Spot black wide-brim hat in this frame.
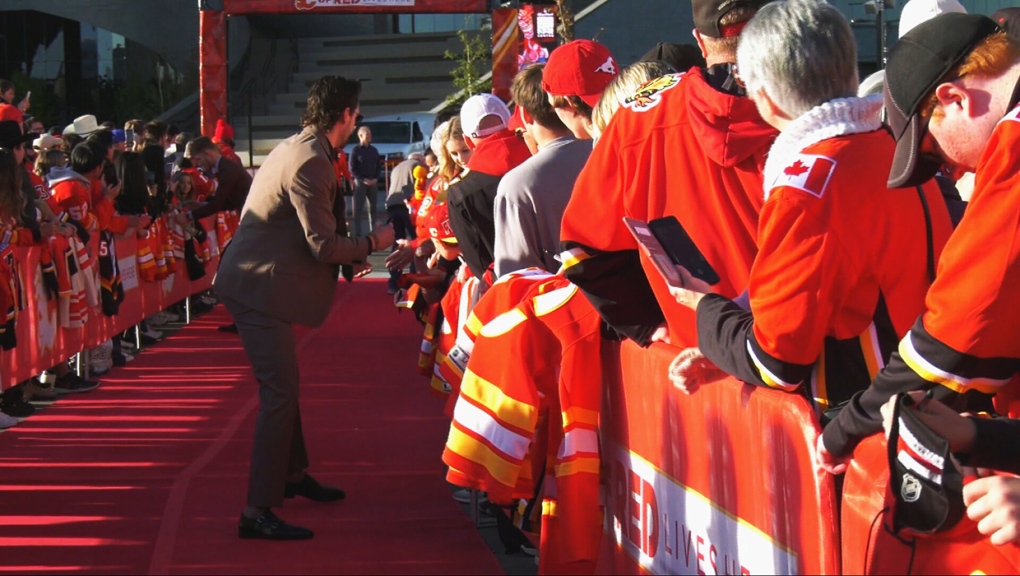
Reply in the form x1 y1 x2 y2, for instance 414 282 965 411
0 120 36 149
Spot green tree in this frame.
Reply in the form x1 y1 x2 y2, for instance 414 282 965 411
444 29 492 109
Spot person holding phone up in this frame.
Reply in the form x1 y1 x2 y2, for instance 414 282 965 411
0 79 27 124
667 1 952 416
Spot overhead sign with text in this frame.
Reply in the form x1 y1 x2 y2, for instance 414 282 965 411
223 0 488 14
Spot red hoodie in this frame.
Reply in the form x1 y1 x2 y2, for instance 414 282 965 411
560 67 777 345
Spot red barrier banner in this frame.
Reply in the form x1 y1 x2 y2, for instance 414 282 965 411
599 341 840 575
224 0 488 14
0 217 224 389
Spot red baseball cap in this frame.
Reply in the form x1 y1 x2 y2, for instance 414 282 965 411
542 39 619 108
424 202 457 244
508 104 527 132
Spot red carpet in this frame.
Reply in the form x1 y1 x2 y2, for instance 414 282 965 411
0 280 503 575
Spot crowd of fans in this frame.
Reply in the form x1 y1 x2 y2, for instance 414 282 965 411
376 0 1020 571
0 89 250 428
3 0 1020 567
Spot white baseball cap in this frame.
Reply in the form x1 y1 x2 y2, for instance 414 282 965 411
898 0 967 39
460 94 511 139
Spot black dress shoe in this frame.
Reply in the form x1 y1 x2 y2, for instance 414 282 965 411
217 323 238 333
238 509 313 540
284 474 345 502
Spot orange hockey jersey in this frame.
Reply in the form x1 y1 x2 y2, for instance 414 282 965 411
439 268 556 396
699 97 952 412
825 104 1020 457
443 277 603 574
560 67 777 346
431 272 476 404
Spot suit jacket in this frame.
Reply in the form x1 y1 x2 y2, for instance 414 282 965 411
191 154 253 220
214 126 372 327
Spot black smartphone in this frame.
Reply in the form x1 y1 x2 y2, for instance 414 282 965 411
647 216 721 286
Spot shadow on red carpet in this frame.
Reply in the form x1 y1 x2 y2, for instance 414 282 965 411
0 280 502 575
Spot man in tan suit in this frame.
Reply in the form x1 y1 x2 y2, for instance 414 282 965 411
215 76 395 540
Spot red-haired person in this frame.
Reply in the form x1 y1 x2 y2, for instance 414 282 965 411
820 14 1020 472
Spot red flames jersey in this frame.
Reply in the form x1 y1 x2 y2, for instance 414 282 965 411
700 130 951 410
560 68 777 346
824 106 1020 456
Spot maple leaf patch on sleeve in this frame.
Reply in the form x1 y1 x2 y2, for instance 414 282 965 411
770 154 837 198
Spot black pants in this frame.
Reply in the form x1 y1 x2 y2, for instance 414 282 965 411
387 204 414 290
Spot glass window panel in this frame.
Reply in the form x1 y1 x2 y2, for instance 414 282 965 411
398 14 412 33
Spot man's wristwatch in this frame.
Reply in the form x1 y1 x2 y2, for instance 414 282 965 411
365 234 376 254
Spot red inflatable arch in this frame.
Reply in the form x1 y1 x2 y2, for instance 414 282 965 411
198 0 490 138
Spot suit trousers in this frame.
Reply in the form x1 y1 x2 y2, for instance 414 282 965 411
352 180 378 237
222 295 309 508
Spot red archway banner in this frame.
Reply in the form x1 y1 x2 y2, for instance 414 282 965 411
224 0 488 14
199 10 228 142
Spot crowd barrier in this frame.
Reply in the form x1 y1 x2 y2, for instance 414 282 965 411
597 339 1020 575
598 339 841 575
0 216 224 389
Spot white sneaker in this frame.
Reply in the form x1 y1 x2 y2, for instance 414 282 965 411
0 412 17 429
162 311 181 323
199 295 217 306
143 328 163 340
89 342 113 375
148 311 168 326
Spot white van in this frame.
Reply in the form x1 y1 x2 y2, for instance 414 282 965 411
344 112 436 179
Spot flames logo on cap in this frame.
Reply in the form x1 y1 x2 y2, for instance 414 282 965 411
622 74 683 113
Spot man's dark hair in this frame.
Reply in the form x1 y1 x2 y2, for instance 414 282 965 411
187 136 219 156
301 76 361 132
167 124 180 139
0 79 13 96
511 64 567 131
124 119 144 133
144 120 168 143
86 128 114 153
61 133 83 155
175 131 193 149
434 108 457 130
71 142 104 175
100 121 115 130
23 116 40 133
